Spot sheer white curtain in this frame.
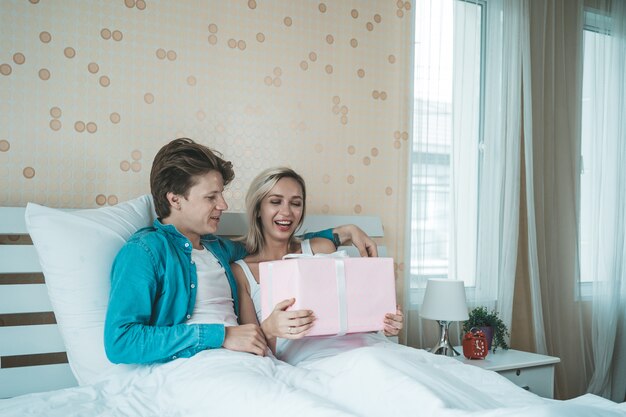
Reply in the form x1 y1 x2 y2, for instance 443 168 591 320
474 0 526 330
409 0 626 401
407 0 525 347
584 0 626 402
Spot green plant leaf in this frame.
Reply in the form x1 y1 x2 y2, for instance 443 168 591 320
463 306 510 351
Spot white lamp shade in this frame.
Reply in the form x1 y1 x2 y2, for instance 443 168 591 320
420 279 469 321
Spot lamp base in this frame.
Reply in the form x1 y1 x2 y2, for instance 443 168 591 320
428 320 461 357
429 341 461 356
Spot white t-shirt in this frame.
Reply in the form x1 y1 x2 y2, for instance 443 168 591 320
186 247 238 327
235 240 388 365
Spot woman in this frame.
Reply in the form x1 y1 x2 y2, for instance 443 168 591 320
229 168 562 417
231 167 404 364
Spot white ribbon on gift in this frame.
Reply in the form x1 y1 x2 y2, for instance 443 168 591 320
281 250 349 260
272 251 350 336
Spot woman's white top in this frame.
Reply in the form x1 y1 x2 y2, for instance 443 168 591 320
234 259 263 322
235 240 387 365
186 247 238 327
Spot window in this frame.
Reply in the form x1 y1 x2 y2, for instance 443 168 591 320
409 0 485 303
579 9 610 289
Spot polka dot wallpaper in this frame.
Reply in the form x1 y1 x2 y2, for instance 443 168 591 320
1 0 411 290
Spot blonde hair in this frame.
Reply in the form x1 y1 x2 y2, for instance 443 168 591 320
243 167 306 255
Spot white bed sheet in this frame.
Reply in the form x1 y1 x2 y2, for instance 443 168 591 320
1 346 624 417
291 343 626 417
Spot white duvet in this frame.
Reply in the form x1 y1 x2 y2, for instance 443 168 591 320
1 344 624 417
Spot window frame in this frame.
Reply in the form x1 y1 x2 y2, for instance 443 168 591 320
408 0 488 305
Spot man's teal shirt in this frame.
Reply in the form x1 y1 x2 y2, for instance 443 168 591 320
104 219 333 364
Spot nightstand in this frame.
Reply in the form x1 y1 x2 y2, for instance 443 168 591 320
454 348 560 398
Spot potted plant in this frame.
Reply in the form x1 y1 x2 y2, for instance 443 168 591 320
463 306 510 352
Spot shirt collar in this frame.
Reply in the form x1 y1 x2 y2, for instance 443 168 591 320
153 219 218 250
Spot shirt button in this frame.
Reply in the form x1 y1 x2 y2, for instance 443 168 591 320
191 260 195 265
184 243 189 248
186 314 191 319
190 283 196 289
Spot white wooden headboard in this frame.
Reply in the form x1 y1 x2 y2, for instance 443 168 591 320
0 205 386 398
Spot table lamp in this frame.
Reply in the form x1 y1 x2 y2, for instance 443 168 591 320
420 278 469 356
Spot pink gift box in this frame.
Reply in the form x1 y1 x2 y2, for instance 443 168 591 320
259 257 396 337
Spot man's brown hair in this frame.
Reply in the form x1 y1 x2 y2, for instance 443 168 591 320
150 138 234 218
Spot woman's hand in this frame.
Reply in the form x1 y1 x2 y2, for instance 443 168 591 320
261 298 316 339
383 306 404 337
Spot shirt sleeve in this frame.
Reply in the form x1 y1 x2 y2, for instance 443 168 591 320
219 231 333 260
220 237 248 263
299 228 334 244
103 241 225 364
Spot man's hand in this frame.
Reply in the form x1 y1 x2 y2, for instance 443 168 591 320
223 324 268 356
333 224 378 257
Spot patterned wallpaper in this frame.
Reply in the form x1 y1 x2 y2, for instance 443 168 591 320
1 0 412 283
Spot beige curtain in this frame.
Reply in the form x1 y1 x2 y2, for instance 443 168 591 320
525 0 592 399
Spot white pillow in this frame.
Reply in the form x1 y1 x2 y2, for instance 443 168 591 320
25 195 156 385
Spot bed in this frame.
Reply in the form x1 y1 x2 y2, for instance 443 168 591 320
0 196 624 417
